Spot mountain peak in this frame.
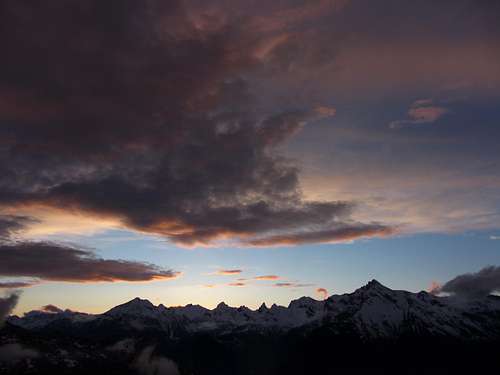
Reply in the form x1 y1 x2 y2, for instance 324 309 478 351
215 302 230 310
364 279 388 290
351 279 391 295
128 297 154 306
105 297 155 316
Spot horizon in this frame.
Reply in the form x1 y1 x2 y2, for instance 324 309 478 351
11 275 500 317
1 0 500 323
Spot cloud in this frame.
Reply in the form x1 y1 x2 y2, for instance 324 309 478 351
390 99 449 129
40 304 63 314
202 284 218 288
490 236 500 240
0 215 179 285
0 292 20 324
246 223 395 246
0 216 38 240
0 242 180 283
228 282 246 287
215 269 243 276
432 266 500 298
0 280 39 289
0 0 393 248
0 343 39 363
274 282 313 288
274 283 294 287
134 346 180 375
316 288 328 300
428 281 441 294
254 275 280 280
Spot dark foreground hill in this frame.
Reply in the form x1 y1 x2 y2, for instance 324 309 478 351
2 280 500 374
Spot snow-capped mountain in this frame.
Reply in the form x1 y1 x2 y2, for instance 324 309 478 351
7 280 500 339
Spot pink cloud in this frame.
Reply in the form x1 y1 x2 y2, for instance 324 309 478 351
254 275 280 280
215 269 243 276
390 99 449 129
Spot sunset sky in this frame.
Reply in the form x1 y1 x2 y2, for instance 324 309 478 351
1 0 500 315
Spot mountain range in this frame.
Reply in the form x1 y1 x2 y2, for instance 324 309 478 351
2 280 500 374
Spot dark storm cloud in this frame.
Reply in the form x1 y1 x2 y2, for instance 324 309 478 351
0 242 180 283
0 0 396 247
433 266 500 298
0 292 20 324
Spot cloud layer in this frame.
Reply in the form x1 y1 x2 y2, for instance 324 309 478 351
0 242 179 283
0 0 393 248
433 266 500 298
0 215 179 284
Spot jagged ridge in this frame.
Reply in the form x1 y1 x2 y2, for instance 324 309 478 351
8 280 500 339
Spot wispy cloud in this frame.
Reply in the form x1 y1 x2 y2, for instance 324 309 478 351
0 280 39 289
390 99 449 129
254 275 280 280
490 236 500 240
214 269 243 276
274 282 313 288
228 282 246 287
202 284 218 289
246 224 394 247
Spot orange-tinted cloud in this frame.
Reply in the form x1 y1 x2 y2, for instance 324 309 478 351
0 242 180 283
316 288 328 300
228 282 246 287
0 215 180 284
202 284 218 289
215 269 243 276
428 281 441 295
254 275 280 280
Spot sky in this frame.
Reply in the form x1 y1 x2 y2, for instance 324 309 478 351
0 0 500 315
